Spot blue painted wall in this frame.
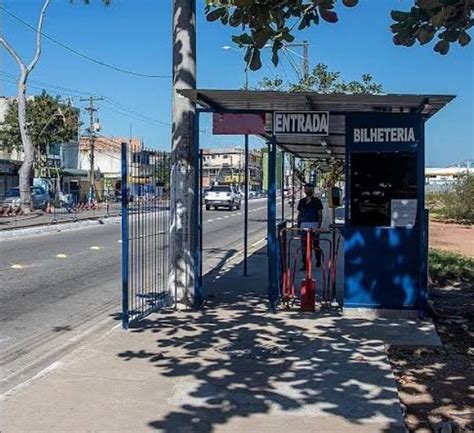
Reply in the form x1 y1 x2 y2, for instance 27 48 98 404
344 113 426 310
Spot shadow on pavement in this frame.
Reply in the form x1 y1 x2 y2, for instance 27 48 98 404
115 246 439 433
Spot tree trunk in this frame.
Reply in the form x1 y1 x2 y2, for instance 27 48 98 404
170 0 197 306
17 71 33 214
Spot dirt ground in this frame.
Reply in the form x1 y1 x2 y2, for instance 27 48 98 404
387 221 474 432
429 221 474 257
388 281 474 433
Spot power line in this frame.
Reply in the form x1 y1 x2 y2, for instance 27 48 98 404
0 5 171 79
1 72 171 127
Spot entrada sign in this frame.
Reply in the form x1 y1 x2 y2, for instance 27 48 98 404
273 111 329 136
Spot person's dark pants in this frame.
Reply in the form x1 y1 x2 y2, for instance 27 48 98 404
301 231 321 268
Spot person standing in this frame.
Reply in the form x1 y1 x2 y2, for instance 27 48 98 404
297 183 324 271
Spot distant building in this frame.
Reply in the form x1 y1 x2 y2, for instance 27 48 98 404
79 136 142 178
0 96 80 196
425 164 473 189
201 147 262 189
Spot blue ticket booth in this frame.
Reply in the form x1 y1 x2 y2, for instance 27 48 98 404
177 89 454 314
344 113 428 311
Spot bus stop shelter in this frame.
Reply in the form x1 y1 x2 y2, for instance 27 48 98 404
179 89 454 314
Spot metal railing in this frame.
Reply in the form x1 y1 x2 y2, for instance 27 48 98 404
121 143 172 328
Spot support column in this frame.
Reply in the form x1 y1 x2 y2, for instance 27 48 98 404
171 0 197 307
267 138 278 311
244 134 249 276
281 151 285 221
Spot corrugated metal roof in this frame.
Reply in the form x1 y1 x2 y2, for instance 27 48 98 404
178 89 455 159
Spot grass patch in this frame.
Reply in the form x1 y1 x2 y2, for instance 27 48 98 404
429 248 474 285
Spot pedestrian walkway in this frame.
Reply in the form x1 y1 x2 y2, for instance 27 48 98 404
1 247 440 433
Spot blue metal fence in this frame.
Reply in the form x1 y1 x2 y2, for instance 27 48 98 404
121 143 172 328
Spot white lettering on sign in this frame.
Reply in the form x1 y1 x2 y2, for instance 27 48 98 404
273 111 329 136
353 127 416 143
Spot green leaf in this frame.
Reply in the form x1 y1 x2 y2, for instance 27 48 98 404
249 48 262 71
417 27 436 44
458 31 471 46
206 7 225 22
342 0 359 7
253 27 273 48
441 29 461 42
434 39 450 54
391 10 411 22
319 9 338 24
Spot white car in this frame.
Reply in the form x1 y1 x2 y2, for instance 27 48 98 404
205 185 241 211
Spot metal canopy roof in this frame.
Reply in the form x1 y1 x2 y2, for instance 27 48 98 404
179 89 455 161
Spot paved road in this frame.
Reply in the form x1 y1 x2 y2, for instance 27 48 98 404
0 198 286 393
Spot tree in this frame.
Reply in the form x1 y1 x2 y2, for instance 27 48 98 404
0 0 51 213
0 92 80 174
256 63 383 93
0 0 109 213
205 0 473 70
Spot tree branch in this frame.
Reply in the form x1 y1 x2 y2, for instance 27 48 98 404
26 0 52 73
0 36 26 71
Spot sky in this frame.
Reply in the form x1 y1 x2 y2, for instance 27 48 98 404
1 0 473 167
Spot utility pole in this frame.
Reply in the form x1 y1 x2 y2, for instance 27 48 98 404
285 41 309 80
302 40 309 79
80 96 103 203
171 0 197 307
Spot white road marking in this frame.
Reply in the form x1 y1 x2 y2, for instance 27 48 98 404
90 246 101 250
216 217 222 221
206 219 214 223
56 253 68 259
11 264 24 269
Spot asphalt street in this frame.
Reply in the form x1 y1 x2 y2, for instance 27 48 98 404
0 198 285 393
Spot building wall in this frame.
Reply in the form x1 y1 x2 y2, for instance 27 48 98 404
202 147 263 189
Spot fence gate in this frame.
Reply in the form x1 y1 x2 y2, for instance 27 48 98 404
121 143 172 328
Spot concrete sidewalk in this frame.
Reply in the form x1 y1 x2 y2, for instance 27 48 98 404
1 248 440 433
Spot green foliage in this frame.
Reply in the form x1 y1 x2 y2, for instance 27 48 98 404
205 0 472 70
391 0 472 55
0 91 79 155
256 62 383 94
439 173 474 223
429 248 474 285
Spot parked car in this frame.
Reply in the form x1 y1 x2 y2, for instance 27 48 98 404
1 186 49 210
204 185 241 211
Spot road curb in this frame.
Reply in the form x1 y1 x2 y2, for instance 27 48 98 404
0 216 121 241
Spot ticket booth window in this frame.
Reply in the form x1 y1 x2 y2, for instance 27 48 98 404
350 152 417 226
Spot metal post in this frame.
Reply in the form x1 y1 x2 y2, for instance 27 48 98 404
199 148 203 289
303 40 309 79
281 151 285 221
194 110 202 310
244 134 249 276
291 156 296 227
267 137 278 311
120 142 129 329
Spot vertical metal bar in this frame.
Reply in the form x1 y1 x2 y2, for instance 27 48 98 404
291 156 296 227
281 151 285 221
418 117 428 313
121 142 129 329
267 136 278 312
193 110 202 310
244 134 249 276
199 148 203 288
